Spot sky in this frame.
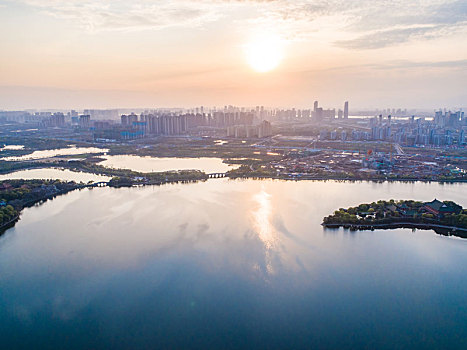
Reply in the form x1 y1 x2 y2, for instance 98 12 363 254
0 0 466 110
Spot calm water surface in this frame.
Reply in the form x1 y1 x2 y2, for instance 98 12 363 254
0 168 111 182
100 155 239 173
0 179 466 349
4 147 107 161
0 145 25 151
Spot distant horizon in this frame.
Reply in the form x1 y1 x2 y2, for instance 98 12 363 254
0 103 464 114
0 84 465 112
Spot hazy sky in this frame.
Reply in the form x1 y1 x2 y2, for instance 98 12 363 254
0 0 466 110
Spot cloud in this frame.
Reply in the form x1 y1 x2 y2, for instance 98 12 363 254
372 59 467 70
248 0 467 48
15 0 467 48
18 0 235 32
15 0 278 32
248 0 463 51
336 25 445 49
332 0 467 48
296 59 467 76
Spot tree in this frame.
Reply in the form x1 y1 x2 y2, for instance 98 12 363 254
358 204 369 212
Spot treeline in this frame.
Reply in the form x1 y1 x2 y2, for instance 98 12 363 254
0 158 210 188
323 199 467 229
0 205 17 226
0 179 81 229
108 170 208 187
0 179 79 207
227 165 276 178
0 160 50 174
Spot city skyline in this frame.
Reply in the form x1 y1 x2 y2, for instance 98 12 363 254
0 0 466 109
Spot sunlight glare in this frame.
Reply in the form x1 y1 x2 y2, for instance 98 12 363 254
252 188 279 275
245 34 284 73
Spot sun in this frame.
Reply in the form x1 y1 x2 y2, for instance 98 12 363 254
245 34 284 73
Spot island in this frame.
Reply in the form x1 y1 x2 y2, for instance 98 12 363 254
322 199 467 238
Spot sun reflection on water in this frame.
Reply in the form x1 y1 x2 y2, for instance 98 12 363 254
252 187 279 274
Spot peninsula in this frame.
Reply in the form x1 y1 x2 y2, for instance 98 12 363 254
0 169 212 233
0 179 83 233
323 199 467 238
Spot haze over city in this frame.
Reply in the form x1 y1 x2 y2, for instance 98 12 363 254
1 0 466 109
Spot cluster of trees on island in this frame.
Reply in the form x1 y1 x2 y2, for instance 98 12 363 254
0 158 210 187
226 163 467 182
323 199 467 230
226 164 276 178
108 169 208 187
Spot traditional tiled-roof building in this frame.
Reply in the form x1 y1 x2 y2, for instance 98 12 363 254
423 199 456 217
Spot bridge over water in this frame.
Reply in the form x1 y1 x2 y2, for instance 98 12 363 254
88 181 109 187
207 173 227 178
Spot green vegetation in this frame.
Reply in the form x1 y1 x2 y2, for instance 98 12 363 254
226 165 277 178
0 158 208 185
0 179 81 230
108 170 208 187
323 199 467 232
314 141 395 153
0 169 209 231
0 160 50 173
0 205 18 226
62 160 209 186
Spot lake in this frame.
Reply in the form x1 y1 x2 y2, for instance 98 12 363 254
0 179 466 349
0 145 25 151
100 155 239 173
0 168 111 182
3 147 107 161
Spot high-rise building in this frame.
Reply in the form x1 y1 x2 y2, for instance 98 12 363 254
344 101 349 119
50 112 65 127
79 115 91 128
258 120 272 138
121 113 138 126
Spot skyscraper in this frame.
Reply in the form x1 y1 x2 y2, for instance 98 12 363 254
344 101 349 119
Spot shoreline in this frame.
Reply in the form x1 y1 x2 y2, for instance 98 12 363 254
322 222 467 238
227 174 467 183
0 183 91 234
0 215 20 233
0 177 209 234
2 164 467 184
2 177 467 238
